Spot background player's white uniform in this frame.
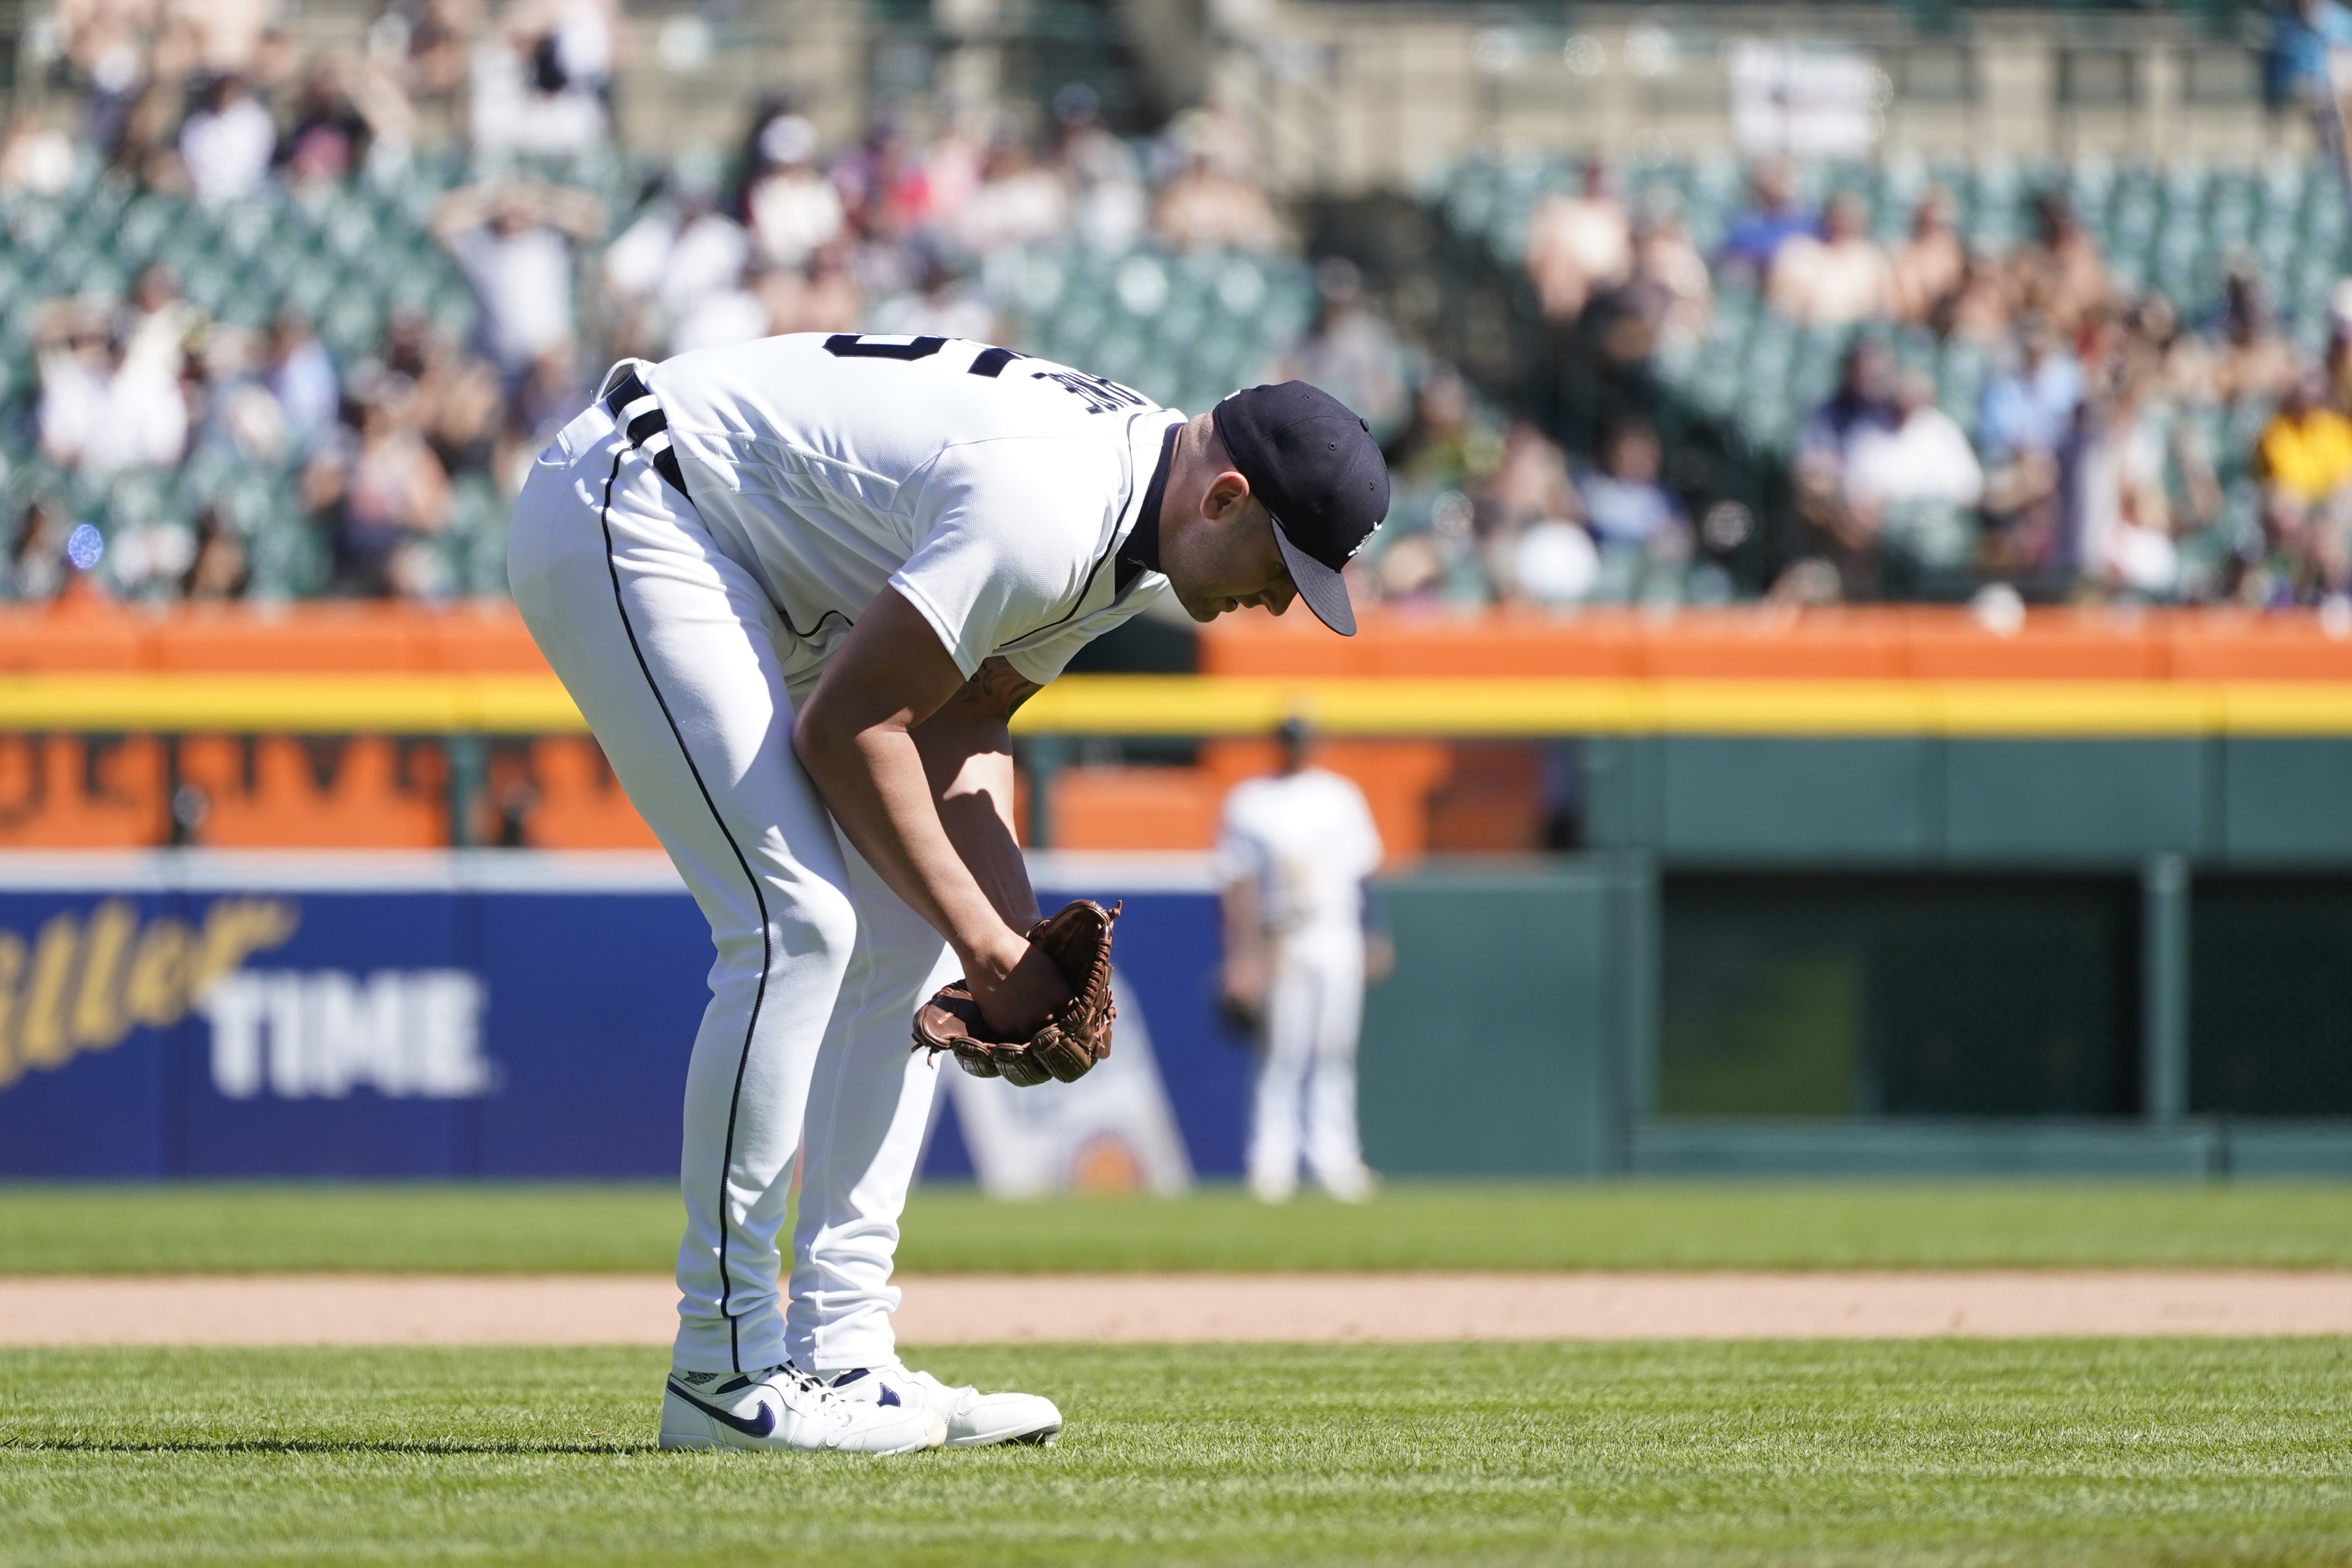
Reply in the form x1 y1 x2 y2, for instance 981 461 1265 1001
1216 768 1384 1202
507 333 1174 1375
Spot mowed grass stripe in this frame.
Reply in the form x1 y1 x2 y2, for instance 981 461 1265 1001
7 1181 2352 1275
2 1342 2347 1567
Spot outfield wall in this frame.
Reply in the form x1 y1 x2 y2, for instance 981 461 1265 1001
0 850 2344 1183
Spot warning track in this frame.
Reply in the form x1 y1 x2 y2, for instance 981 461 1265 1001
4 1271 2350 1345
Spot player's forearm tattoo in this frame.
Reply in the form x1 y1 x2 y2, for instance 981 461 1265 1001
953 657 1042 720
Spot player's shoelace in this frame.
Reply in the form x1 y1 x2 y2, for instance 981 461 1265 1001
781 1362 872 1425
699 1363 858 1423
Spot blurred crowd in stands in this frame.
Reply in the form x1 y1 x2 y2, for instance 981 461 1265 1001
7 0 2351 617
0 0 1294 606
5 0 630 601
1451 151 2352 611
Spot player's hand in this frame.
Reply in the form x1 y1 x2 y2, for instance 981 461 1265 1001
964 926 1074 1038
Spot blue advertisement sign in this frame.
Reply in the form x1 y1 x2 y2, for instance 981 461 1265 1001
0 852 1240 1181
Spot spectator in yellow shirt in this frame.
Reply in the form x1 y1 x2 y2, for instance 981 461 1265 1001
2257 372 2352 503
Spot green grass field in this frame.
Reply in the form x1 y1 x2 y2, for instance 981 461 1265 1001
5 1180 2352 1274
4 1341 2346 1566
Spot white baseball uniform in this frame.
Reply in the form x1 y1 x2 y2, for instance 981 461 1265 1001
1216 767 1384 1202
507 332 1177 1374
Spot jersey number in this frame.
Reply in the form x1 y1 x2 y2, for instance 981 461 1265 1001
821 334 1138 411
822 334 1025 378
824 333 947 361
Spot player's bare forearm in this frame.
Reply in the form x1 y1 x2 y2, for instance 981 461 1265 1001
795 592 1009 955
794 592 1068 1031
915 659 1041 930
1220 879 1269 1002
1221 879 1264 958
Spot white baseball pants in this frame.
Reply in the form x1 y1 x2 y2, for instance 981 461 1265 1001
1247 930 1372 1201
508 400 954 1375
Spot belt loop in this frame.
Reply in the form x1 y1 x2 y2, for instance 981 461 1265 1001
597 363 691 505
597 358 640 405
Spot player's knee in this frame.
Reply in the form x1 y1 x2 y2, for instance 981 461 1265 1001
779 874 859 976
706 874 855 992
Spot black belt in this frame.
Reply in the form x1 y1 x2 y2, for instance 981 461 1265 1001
603 368 690 500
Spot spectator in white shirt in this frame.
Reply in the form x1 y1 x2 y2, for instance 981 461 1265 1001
602 161 753 357
1524 159 1633 324
955 137 1070 259
744 114 845 270
37 306 189 475
1054 84 1147 253
432 179 606 388
1768 190 1892 326
470 0 618 158
0 117 76 197
1840 368 1986 584
179 74 276 203
1845 368 1985 512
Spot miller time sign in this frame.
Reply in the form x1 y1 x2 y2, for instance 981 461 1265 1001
0 897 491 1101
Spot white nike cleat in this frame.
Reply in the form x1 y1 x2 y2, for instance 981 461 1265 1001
660 1363 946 1454
826 1363 1063 1448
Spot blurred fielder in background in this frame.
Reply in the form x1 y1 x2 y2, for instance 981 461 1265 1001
1218 715 1390 1204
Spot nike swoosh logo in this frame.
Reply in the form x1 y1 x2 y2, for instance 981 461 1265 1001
668 1379 776 1439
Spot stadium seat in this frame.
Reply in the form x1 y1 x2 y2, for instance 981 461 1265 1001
177 733 447 848
0 734 168 848
516 736 660 849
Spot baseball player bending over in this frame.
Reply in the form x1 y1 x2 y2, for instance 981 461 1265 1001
508 334 1388 1454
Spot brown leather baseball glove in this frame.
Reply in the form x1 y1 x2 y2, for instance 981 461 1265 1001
911 900 1120 1086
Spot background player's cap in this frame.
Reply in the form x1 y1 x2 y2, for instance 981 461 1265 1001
1212 382 1390 636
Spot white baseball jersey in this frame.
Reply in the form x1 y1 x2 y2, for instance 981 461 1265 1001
1216 768 1384 941
643 332 1181 693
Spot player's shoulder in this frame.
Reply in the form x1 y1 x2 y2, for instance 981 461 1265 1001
1223 773 1283 816
940 351 1172 459
1231 768 1353 818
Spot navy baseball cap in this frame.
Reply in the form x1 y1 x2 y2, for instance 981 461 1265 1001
1212 382 1390 636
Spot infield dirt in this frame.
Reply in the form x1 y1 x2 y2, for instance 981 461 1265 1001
6 1269 2351 1345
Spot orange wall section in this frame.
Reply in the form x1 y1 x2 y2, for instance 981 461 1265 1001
0 600 2344 683
0 601 552 677
1048 766 1223 852
0 736 169 847
178 736 448 848
517 738 662 850
1199 604 2352 683
1049 740 1524 864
